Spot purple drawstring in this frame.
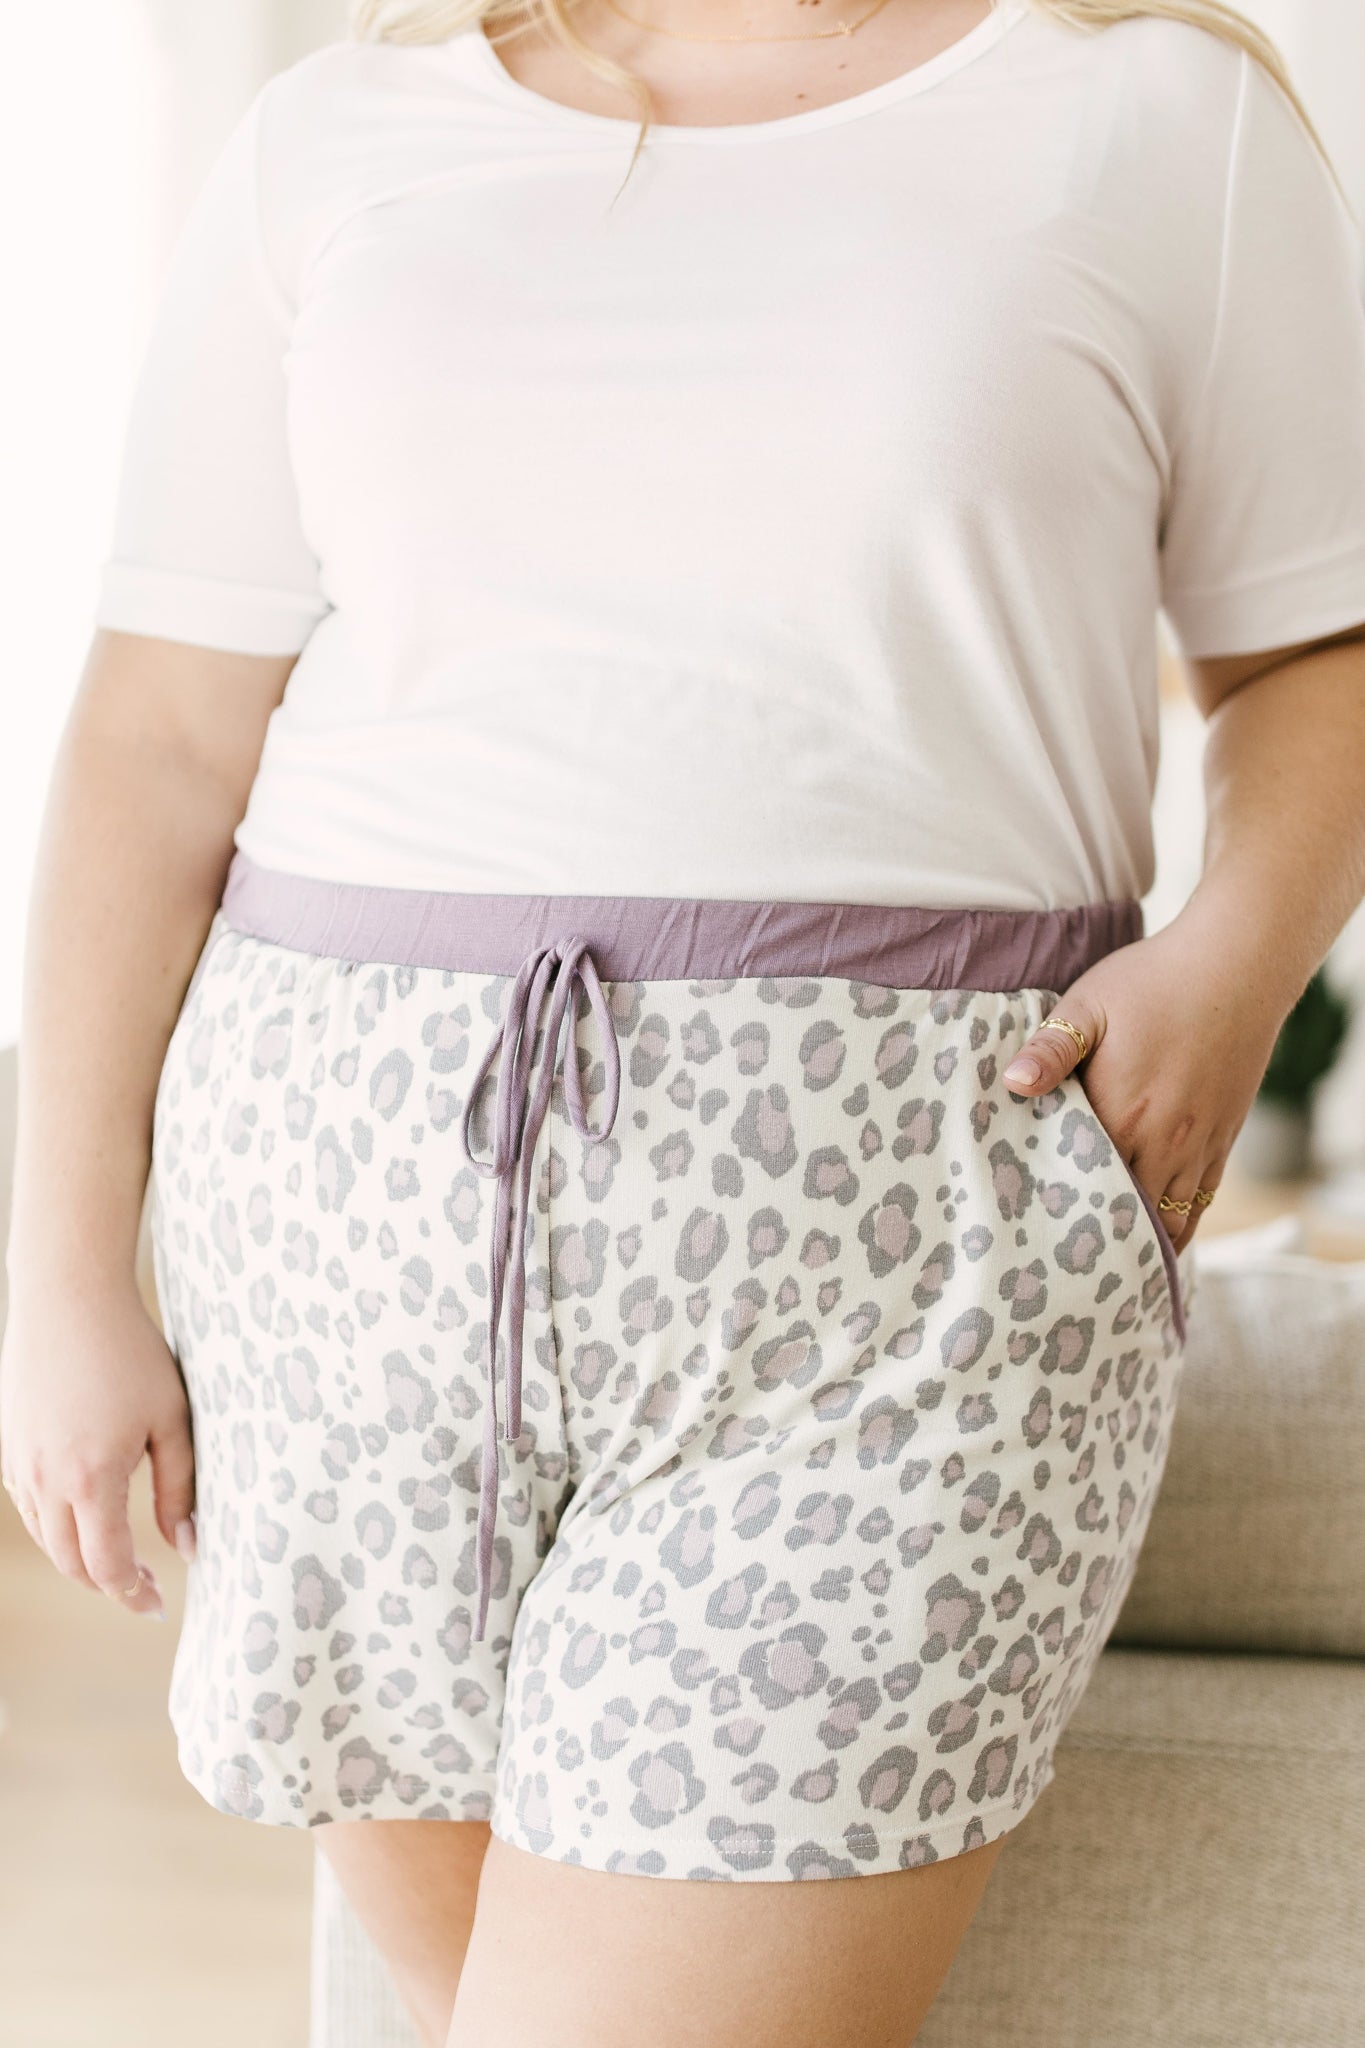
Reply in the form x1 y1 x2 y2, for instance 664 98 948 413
458 939 622 1642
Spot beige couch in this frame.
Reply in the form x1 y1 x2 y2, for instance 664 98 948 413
309 1218 1365 2048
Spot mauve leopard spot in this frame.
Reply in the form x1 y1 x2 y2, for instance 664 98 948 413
241 1612 280 1675
1040 1314 1095 1376
675 1206 729 1283
245 1692 300 1744
1055 1214 1106 1277
681 1011 723 1064
999 1259 1048 1320
336 1736 392 1809
752 1322 822 1392
630 1015 671 1087
250 1009 292 1080
988 1138 1035 1221
918 1767 957 1820
731 1021 770 1073
369 1047 415 1120
855 1395 917 1468
818 1678 881 1751
874 1021 918 1090
649 1129 694 1181
422 1007 470 1074
940 1307 994 1373
382 1352 437 1433
803 1146 860 1207
213 1756 265 1819
274 1346 324 1423
792 1762 839 1804
629 1742 705 1829
967 1735 1018 1804
738 1623 829 1710
746 1205 788 1269
799 1020 847 1092
892 1097 944 1159
355 1502 397 1560
922 1573 986 1660
292 1556 347 1631
859 1744 918 1814
550 1218 610 1299
731 1086 798 1178
858 1184 920 1276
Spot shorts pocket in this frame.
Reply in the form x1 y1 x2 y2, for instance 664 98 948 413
1069 1073 1188 1346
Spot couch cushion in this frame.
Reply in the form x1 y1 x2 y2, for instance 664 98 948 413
1111 1223 1365 1656
919 1646 1365 2048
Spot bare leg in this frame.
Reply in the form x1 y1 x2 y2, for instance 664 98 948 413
445 1827 1010 2048
316 1819 493 2048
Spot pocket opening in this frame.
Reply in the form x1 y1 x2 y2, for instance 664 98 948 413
1069 1076 1187 1346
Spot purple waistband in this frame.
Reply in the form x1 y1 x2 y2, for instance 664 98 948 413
220 849 1141 989
217 849 1144 1645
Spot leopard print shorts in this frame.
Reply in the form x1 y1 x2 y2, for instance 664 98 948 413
148 864 1192 1879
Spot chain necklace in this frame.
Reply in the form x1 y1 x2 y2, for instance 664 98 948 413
598 0 900 42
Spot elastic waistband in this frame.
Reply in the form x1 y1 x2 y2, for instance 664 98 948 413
220 850 1142 991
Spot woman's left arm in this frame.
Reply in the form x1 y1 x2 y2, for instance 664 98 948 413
1000 620 1365 1251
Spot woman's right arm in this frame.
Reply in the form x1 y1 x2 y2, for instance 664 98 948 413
0 626 293 1617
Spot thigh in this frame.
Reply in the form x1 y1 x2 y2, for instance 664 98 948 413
448 1828 1008 2048
318 1818 492 2048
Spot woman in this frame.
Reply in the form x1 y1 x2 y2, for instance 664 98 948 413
4 0 1365 2039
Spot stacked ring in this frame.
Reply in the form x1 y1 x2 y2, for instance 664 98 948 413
1038 1016 1089 1060
1158 1189 1217 1215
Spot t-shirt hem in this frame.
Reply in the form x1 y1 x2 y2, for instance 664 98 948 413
1161 541 1365 658
93 561 328 657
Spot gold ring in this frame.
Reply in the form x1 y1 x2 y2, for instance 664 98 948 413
1157 1194 1194 1216
122 1567 145 1599
1193 1187 1216 1206
1039 1016 1089 1061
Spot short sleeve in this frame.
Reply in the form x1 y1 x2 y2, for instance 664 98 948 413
1158 51 1365 660
92 79 331 655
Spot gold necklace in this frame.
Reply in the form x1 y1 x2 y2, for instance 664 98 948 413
598 0 899 42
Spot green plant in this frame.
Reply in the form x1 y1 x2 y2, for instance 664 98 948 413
1258 968 1351 1110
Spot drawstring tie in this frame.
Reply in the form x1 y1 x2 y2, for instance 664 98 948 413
458 939 621 1642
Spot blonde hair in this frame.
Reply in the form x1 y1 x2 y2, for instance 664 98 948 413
349 0 1343 203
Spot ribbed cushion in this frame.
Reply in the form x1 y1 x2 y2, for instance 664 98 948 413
1111 1234 1365 1657
920 1648 1365 2048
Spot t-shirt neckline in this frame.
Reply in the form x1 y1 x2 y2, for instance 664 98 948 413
454 0 1028 142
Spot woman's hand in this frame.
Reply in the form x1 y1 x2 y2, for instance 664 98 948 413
1000 916 1292 1255
0 1279 196 1620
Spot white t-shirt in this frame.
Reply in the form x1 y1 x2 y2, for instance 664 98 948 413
93 1 1365 910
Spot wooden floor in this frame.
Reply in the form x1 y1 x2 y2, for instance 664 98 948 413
2 1172 1362 2048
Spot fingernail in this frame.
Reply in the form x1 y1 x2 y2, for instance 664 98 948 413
1003 1057 1041 1086
145 1605 168 1622
174 1518 197 1562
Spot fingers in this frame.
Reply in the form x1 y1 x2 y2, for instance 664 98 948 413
4 1463 168 1618
70 1473 167 1619
35 1497 101 1592
148 1421 197 1564
1002 999 1105 1094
